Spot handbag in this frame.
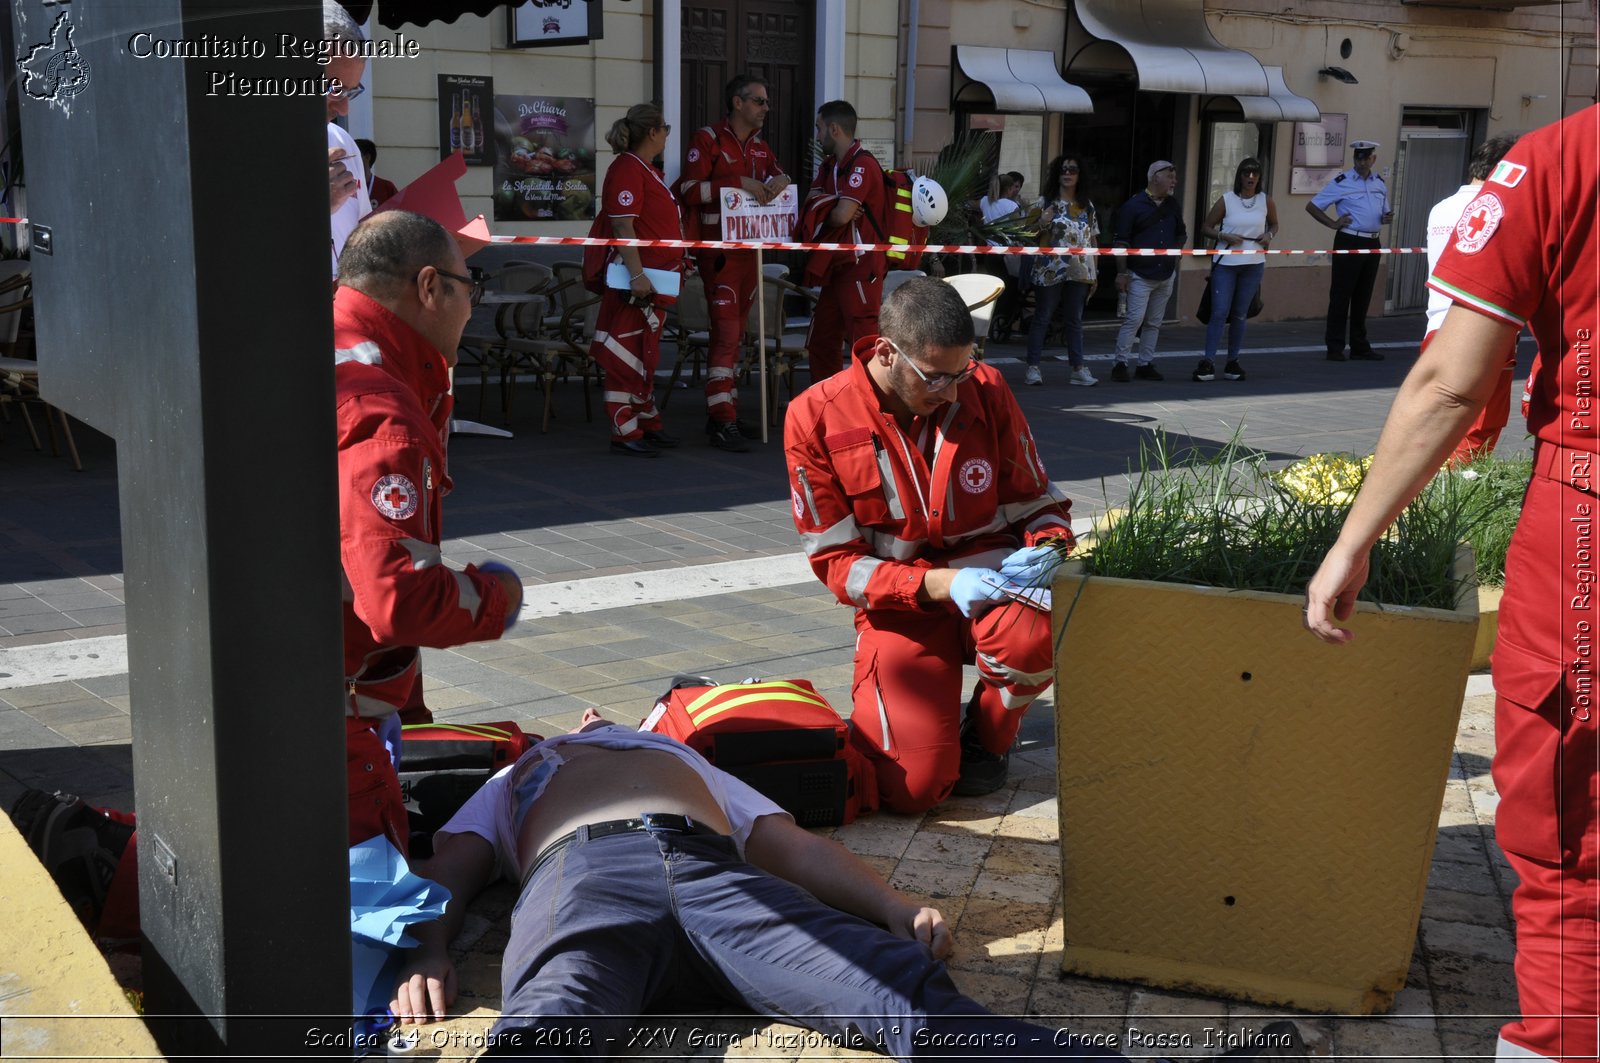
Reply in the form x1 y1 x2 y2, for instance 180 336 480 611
1196 266 1264 325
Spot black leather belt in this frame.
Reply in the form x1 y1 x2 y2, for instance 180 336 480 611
521 813 717 887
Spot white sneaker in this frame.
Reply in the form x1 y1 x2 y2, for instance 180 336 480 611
1069 367 1098 387
1023 365 1043 386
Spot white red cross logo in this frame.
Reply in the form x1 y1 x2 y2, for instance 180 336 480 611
958 457 994 494
1453 192 1503 255
371 473 419 520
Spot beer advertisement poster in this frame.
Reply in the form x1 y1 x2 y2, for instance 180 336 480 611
438 74 494 168
491 95 597 223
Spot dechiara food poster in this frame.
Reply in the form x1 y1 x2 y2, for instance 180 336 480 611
492 94 597 222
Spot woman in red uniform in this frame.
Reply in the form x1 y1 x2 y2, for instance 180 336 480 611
590 103 684 457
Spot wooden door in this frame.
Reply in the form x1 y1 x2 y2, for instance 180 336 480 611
681 0 814 186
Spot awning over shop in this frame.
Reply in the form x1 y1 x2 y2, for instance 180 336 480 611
1234 67 1321 123
1071 0 1270 96
953 46 1094 114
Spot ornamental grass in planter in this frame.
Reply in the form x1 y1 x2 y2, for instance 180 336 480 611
1048 430 1483 1014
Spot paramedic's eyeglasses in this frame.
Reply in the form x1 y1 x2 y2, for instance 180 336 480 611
434 268 485 307
742 95 771 107
888 339 978 391
329 78 366 100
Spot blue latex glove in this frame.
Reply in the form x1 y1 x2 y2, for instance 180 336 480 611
478 560 523 632
996 544 1066 588
949 567 1021 618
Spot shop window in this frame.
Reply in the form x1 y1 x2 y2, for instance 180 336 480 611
1198 114 1274 233
962 113 1046 203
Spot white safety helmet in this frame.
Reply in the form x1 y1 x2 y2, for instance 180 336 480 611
910 175 948 228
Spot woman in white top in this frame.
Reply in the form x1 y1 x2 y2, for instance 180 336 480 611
978 171 1023 222
1194 157 1278 383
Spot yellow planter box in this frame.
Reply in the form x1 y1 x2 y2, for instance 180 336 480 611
1050 561 1477 1013
1472 585 1503 671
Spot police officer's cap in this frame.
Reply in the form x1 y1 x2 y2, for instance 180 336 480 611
1350 140 1380 155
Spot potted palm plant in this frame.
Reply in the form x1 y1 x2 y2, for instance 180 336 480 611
1047 431 1483 1014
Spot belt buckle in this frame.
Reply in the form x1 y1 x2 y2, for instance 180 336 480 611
640 812 692 833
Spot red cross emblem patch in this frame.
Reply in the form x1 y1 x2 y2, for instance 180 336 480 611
371 474 419 520
617 189 635 207
1453 192 1503 255
958 457 994 494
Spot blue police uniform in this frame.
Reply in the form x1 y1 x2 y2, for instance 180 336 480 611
1311 166 1391 358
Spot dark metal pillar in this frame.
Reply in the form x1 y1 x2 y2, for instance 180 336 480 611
11 0 350 1051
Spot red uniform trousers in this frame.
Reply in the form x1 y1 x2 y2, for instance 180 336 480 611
1421 329 1519 466
848 598 1055 813
1491 462 1600 1062
591 290 666 441
806 258 883 384
696 250 757 423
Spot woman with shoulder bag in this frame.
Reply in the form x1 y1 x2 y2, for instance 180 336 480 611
1023 154 1098 387
1193 157 1276 383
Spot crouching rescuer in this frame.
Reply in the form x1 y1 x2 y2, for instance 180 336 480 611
784 278 1073 813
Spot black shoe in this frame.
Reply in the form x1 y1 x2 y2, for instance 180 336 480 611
953 705 1010 797
1326 348 1348 361
610 438 661 458
1350 348 1385 361
1192 359 1216 382
1134 363 1164 381
1110 361 1131 382
954 737 1010 796
1224 360 1246 381
1216 1020 1307 1059
707 420 751 453
642 429 681 448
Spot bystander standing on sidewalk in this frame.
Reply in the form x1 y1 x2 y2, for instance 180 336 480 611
1193 157 1277 383
1111 160 1185 382
1024 155 1098 387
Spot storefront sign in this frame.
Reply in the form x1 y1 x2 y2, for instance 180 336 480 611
1291 113 1347 194
438 75 494 168
507 2 604 48
718 185 799 242
492 95 598 223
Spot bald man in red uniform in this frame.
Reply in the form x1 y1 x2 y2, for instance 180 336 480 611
1307 106 1599 1063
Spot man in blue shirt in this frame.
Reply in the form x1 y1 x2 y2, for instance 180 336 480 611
1111 161 1186 381
1305 139 1393 361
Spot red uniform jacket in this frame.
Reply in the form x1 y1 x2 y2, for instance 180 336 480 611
802 141 886 286
334 287 511 717
601 151 684 275
784 345 1074 612
677 120 786 242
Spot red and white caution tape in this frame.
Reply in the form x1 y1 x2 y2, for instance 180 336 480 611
484 234 1424 256
0 216 1420 255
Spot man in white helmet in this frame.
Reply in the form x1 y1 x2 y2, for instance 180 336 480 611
786 278 1076 813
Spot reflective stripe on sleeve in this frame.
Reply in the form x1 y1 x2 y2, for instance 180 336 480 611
845 556 883 606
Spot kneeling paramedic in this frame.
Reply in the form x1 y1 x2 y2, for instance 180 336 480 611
784 277 1072 813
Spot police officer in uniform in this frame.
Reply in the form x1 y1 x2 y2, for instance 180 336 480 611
1305 139 1393 361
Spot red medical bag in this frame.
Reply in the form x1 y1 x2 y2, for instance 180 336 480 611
642 678 876 826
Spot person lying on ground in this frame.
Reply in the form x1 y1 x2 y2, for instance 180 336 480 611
390 709 1303 1062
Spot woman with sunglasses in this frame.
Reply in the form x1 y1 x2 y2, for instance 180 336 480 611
1194 157 1278 383
1023 154 1098 387
590 103 684 457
